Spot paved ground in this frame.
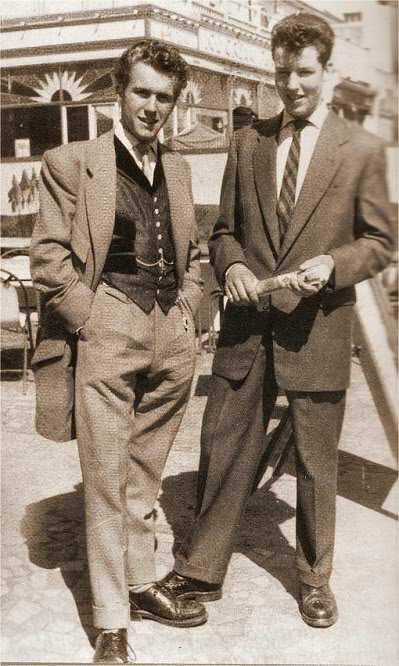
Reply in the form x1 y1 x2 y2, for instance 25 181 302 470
1 350 398 665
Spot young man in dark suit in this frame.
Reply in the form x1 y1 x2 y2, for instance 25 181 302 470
30 40 206 663
162 13 393 629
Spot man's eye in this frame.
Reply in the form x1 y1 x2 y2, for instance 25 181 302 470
157 94 173 104
133 89 150 98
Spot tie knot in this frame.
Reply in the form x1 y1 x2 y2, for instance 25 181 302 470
293 119 308 133
136 143 151 157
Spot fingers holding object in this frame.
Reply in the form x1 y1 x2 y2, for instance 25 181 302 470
288 271 320 297
226 278 259 304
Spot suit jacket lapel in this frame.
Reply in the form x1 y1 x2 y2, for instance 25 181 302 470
85 131 116 280
161 149 191 285
253 115 282 258
278 111 350 263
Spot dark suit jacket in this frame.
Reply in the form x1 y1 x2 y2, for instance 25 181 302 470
210 111 393 391
30 130 203 442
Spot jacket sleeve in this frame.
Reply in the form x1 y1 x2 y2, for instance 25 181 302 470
329 143 395 290
208 133 249 287
30 150 95 333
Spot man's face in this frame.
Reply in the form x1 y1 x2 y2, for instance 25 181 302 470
273 45 328 119
119 61 176 144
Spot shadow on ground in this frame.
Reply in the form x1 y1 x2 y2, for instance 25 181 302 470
279 446 398 520
158 435 397 599
20 483 97 647
19 431 397 643
158 469 298 601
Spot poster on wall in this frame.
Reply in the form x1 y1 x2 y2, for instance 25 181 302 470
1 161 41 218
14 138 31 158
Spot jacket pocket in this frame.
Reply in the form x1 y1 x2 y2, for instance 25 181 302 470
71 225 90 264
31 337 66 366
320 287 356 313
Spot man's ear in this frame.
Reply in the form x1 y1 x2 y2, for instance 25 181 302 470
325 60 333 74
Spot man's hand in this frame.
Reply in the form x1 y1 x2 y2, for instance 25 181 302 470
287 255 335 297
225 263 259 305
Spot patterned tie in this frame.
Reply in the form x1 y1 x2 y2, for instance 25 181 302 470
276 119 308 242
137 143 154 184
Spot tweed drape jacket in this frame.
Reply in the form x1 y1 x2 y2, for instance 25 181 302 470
30 130 203 442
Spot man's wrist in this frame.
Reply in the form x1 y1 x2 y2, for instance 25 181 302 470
224 262 248 282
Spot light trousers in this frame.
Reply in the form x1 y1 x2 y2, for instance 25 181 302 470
75 283 196 628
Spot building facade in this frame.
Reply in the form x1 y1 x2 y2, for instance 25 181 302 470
1 0 397 222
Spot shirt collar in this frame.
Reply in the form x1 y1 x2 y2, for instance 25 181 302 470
114 120 157 158
281 102 329 131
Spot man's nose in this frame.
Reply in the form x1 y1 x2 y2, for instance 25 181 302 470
287 73 300 90
144 95 157 113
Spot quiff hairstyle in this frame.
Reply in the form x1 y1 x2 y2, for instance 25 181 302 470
114 39 189 99
271 12 335 67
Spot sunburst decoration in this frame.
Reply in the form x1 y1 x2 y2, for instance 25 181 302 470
30 71 91 102
180 80 203 105
233 87 253 108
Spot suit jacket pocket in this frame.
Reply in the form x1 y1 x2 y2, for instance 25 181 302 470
320 287 356 313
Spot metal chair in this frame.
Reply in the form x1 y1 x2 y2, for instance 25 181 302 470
1 267 35 393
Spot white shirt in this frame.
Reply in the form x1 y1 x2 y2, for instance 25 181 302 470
114 120 157 184
276 103 329 203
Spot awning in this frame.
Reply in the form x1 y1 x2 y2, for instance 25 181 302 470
166 123 226 150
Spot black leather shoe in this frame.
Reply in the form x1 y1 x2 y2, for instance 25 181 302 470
129 583 207 627
161 570 222 602
93 629 129 664
299 583 338 628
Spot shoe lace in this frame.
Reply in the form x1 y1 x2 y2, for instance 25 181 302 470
102 632 137 662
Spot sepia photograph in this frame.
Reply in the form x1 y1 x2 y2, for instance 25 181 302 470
1 0 398 664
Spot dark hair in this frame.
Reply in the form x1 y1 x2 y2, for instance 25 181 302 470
114 39 189 98
271 13 335 67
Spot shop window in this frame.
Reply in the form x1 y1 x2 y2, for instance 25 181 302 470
1 106 61 158
196 109 228 137
66 105 89 143
93 104 117 136
211 117 224 133
343 12 362 22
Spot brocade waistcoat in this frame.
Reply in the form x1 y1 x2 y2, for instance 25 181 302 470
102 137 177 313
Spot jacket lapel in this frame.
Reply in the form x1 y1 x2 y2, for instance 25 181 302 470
278 111 350 264
253 115 282 258
161 149 192 285
85 131 116 280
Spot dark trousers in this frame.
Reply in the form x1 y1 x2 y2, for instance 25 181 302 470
174 337 346 588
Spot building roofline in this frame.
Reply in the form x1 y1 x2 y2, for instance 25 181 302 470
270 0 345 24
